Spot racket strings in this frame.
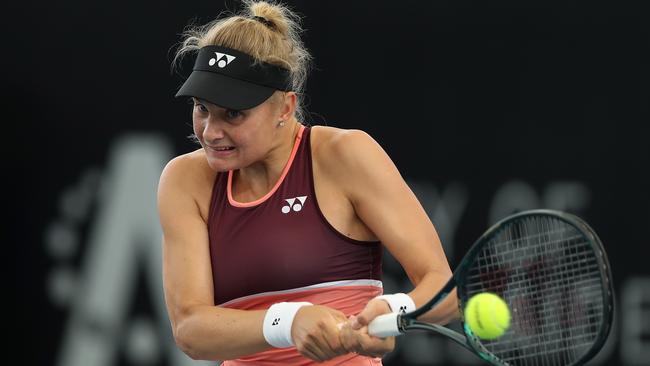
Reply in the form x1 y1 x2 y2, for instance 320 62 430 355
466 255 601 293
464 216 606 366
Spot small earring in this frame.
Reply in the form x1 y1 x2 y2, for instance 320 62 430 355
278 120 285 127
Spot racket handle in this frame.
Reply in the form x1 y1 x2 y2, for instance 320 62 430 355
368 313 402 338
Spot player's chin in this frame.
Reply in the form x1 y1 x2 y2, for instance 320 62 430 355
206 153 240 172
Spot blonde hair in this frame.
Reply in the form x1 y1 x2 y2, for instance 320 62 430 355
172 0 312 121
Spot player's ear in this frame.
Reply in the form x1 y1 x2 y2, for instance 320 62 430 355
277 91 296 121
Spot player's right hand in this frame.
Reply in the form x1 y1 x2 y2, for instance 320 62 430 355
291 305 349 362
338 298 396 358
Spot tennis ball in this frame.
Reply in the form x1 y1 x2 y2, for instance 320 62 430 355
464 293 511 340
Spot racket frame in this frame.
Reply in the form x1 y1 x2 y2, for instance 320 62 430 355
393 209 615 366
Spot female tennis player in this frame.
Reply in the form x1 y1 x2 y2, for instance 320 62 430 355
158 1 458 364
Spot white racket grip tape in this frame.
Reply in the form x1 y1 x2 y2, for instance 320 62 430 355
368 312 402 338
375 293 416 314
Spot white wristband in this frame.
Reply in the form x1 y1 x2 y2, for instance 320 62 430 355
375 293 416 314
262 302 312 348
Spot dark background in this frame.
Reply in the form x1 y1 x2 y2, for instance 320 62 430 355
6 0 649 365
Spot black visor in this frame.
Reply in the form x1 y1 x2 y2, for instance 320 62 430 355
175 45 293 110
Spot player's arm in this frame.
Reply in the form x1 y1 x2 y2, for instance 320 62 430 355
158 155 269 361
326 130 459 325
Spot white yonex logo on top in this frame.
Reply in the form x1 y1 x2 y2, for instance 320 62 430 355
209 52 236 68
282 196 307 214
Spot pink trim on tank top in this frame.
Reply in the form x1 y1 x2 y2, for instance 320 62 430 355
219 279 383 307
227 125 305 207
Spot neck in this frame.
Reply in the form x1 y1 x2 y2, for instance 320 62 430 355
235 118 302 198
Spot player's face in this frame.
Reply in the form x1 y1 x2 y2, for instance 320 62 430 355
191 94 283 172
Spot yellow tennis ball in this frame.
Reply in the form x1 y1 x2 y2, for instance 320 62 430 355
464 293 511 340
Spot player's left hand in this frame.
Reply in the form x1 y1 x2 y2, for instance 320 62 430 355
338 298 396 358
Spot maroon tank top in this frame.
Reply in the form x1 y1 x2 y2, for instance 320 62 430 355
207 126 382 305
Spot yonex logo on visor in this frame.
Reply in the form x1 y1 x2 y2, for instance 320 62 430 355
209 52 237 68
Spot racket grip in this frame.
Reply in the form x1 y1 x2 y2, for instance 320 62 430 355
368 313 402 338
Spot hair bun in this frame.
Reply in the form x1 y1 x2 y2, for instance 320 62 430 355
251 15 276 30
248 1 291 37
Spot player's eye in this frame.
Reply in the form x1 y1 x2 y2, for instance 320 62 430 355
225 109 243 119
191 102 208 113
189 98 209 113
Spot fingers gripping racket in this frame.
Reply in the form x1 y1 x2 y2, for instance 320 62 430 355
369 210 614 366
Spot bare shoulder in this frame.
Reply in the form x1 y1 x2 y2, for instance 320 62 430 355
158 148 217 213
161 149 213 184
311 125 383 171
312 126 383 164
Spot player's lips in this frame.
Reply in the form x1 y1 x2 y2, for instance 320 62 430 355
207 145 235 151
206 145 236 156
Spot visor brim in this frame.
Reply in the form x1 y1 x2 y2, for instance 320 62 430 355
175 70 276 110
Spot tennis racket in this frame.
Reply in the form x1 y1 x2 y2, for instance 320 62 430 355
369 209 614 366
